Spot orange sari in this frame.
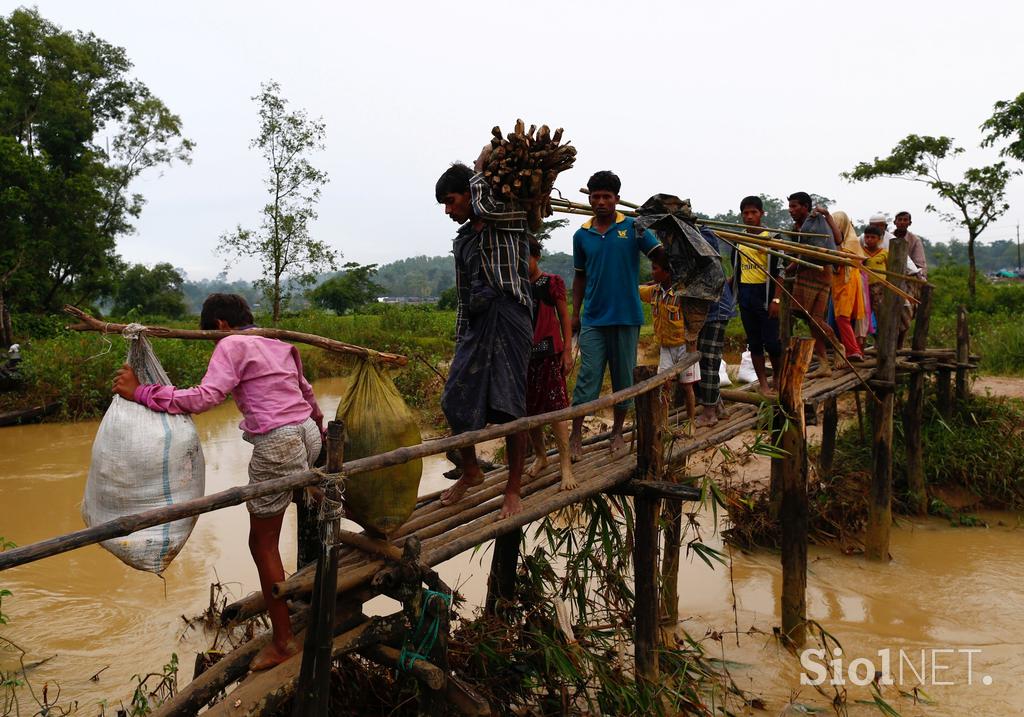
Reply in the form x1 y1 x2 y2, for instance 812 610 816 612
830 211 865 320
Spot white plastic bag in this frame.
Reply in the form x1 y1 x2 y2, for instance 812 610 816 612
737 350 758 384
718 358 732 387
82 332 205 573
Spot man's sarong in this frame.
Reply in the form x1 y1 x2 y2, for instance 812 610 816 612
442 294 532 434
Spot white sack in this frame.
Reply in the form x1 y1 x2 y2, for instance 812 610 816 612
82 332 205 573
737 350 759 385
718 358 732 387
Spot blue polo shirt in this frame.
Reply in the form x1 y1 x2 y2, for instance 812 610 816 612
573 212 661 327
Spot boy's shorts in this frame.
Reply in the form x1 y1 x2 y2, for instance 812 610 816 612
243 417 322 518
659 345 701 384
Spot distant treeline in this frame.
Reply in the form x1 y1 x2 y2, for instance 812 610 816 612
171 236 1019 315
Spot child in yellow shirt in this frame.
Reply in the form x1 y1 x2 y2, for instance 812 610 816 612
639 255 700 425
861 225 888 335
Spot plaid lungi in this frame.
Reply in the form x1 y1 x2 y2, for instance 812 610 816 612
696 320 727 407
243 417 322 518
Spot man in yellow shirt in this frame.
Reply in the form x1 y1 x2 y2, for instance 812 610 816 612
729 196 781 394
639 254 700 425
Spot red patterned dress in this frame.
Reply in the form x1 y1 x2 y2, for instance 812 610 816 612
526 273 570 415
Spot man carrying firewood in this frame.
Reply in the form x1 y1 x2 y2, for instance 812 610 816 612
434 152 533 519
569 171 667 460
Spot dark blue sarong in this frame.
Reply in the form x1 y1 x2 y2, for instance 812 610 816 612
441 294 532 434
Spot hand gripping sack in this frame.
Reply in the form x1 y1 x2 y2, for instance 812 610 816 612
82 333 205 573
337 360 422 536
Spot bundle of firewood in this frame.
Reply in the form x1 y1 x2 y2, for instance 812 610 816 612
483 120 576 231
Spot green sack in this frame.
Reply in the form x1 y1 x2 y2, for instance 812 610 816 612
337 359 423 535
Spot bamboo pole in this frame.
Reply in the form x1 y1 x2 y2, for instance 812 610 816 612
865 235 907 562
818 396 838 478
904 283 933 516
63 305 409 366
778 337 815 648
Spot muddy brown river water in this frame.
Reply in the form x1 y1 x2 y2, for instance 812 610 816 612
2 377 1023 715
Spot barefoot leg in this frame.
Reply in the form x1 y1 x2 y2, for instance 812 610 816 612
569 416 584 462
249 512 297 670
499 431 527 519
440 447 485 506
526 426 548 478
552 420 577 490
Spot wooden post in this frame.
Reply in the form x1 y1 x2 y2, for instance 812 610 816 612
485 530 522 617
865 236 907 562
904 284 933 515
778 337 815 648
936 369 952 419
292 420 344 717
818 396 838 478
955 304 970 403
298 422 344 569
633 365 665 681
768 277 794 517
659 459 683 630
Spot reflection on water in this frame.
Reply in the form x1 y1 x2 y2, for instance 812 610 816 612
2 376 1023 713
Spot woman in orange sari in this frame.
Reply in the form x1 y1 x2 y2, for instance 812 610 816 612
830 211 865 361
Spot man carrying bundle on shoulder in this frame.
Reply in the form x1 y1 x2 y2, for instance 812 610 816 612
731 196 783 395
569 170 667 460
776 192 843 377
434 152 533 519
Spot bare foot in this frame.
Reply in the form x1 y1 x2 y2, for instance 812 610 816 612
757 383 777 398
569 431 583 463
440 473 483 506
609 432 627 458
250 638 300 672
558 463 578 491
498 492 522 519
526 455 548 478
695 411 717 428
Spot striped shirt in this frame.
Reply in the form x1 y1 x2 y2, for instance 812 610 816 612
452 173 532 340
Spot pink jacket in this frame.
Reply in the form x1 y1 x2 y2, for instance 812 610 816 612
134 334 324 435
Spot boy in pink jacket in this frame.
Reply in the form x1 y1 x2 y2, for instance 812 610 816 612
113 294 323 671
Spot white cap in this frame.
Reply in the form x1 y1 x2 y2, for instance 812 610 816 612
869 212 888 224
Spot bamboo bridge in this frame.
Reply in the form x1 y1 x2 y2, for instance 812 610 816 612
0 269 978 715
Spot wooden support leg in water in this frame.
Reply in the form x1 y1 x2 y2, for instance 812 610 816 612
633 365 665 681
778 337 815 649
866 236 907 562
485 529 522 617
297 422 345 569
905 284 933 516
292 421 344 717
818 396 838 478
955 304 970 404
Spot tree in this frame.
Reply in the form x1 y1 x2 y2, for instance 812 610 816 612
437 286 458 310
842 135 1018 297
309 262 383 314
0 8 193 344
111 263 188 317
981 91 1024 162
218 81 337 322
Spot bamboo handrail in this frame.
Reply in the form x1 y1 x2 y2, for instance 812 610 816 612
0 352 700 573
63 305 409 367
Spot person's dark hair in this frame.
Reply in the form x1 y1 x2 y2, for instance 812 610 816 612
650 253 672 275
434 162 473 203
895 210 912 221
201 293 254 330
587 170 621 195
863 225 883 238
740 195 764 212
787 192 812 209
528 236 544 258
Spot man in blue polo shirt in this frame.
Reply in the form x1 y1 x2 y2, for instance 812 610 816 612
569 170 666 459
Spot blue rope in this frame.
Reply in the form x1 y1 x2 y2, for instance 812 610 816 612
398 590 452 671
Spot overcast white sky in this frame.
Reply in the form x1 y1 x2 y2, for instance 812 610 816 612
16 0 1024 281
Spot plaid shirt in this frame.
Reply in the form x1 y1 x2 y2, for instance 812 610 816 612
451 173 532 341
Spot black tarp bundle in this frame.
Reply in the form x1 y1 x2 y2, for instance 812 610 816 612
633 194 725 342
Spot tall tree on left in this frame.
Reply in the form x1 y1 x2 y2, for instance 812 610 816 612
0 8 194 346
217 81 337 322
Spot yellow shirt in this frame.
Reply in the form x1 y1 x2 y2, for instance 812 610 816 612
737 230 770 283
863 248 888 284
639 283 685 348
